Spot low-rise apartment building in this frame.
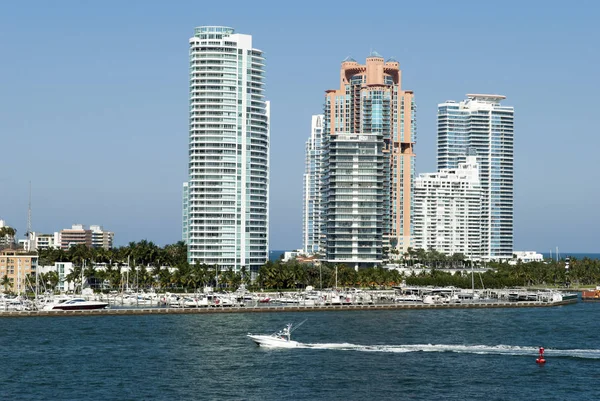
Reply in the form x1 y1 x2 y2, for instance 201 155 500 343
0 249 38 295
59 224 114 250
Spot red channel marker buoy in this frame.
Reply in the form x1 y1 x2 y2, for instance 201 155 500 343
536 347 546 364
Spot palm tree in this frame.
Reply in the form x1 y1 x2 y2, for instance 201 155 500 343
103 263 122 290
240 266 251 288
158 268 173 290
258 261 277 289
45 271 59 292
151 264 162 289
415 248 427 266
65 264 84 293
222 267 237 290
173 262 192 291
173 241 188 264
83 264 97 290
1 275 12 293
68 244 91 269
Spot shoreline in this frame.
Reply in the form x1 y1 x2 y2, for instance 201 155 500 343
0 298 577 318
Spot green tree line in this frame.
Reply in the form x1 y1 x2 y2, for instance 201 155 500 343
26 242 600 294
405 258 600 289
34 240 256 293
256 260 404 290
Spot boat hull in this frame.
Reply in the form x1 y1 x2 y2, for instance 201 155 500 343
247 334 300 348
52 303 109 310
44 302 109 311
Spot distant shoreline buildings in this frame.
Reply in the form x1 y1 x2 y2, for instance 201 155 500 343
20 224 114 252
301 61 514 263
172 26 517 266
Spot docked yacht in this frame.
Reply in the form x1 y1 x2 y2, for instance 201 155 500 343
42 298 109 311
1 296 32 311
247 320 306 348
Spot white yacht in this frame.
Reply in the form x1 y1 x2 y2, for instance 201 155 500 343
42 298 109 311
247 320 306 348
1 296 32 311
178 296 210 308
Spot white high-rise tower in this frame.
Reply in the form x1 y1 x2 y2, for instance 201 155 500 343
413 156 482 260
437 94 514 261
302 115 324 255
184 26 270 274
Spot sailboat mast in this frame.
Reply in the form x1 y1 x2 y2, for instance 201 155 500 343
471 260 475 295
26 181 32 238
35 261 39 300
17 258 21 296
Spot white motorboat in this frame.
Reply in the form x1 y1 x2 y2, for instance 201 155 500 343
247 320 307 348
1 296 32 311
178 296 210 308
42 298 109 311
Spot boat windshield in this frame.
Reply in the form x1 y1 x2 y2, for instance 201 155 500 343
67 299 86 304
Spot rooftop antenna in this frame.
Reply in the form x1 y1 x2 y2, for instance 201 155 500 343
25 181 32 238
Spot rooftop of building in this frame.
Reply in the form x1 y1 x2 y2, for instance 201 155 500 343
194 26 235 35
0 248 37 256
466 94 506 102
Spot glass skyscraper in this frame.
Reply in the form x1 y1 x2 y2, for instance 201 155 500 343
437 94 514 260
302 115 324 255
321 53 416 268
183 26 270 273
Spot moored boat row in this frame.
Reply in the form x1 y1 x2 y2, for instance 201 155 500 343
0 284 586 313
392 286 576 305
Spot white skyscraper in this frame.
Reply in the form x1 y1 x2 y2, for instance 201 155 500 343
413 156 482 260
437 94 514 260
182 182 189 245
184 26 270 273
302 115 324 255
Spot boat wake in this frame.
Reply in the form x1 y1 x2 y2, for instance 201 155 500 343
293 343 600 359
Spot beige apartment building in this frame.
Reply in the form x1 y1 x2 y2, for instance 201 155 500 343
59 224 114 250
0 249 38 295
59 224 92 249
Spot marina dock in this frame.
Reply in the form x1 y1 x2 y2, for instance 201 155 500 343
0 297 577 318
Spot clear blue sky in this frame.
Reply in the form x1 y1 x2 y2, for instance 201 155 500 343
1 0 598 252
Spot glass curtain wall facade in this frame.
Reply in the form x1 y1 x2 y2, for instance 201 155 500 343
437 95 514 260
302 115 324 255
322 132 387 268
322 53 415 267
185 26 270 273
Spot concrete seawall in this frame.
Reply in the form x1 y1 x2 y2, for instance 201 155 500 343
0 298 577 318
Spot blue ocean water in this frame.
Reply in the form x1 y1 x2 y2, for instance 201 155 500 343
542 252 600 260
2 303 600 400
271 251 600 262
269 249 285 261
